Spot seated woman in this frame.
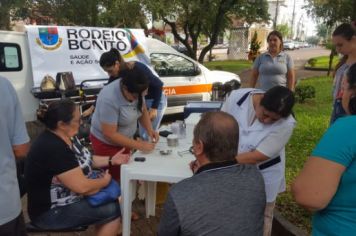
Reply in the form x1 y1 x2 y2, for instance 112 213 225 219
221 86 296 236
25 100 129 236
292 63 356 236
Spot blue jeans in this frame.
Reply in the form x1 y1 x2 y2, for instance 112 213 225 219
32 199 120 230
139 94 167 140
330 98 346 125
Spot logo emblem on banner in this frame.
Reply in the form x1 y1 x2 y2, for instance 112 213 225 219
36 27 63 50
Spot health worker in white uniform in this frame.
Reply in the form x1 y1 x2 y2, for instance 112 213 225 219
221 86 296 236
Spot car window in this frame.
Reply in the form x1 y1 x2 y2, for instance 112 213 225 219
0 43 23 71
150 53 197 77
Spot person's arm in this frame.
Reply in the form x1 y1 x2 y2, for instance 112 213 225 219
236 123 295 164
13 143 30 160
292 157 345 211
81 105 95 118
158 192 181 236
250 55 261 88
236 150 268 164
57 167 111 196
136 62 164 119
138 104 159 142
92 148 130 168
286 54 295 91
101 122 155 152
287 69 295 91
250 68 259 88
11 84 30 160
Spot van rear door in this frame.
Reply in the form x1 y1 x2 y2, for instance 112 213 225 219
0 31 38 122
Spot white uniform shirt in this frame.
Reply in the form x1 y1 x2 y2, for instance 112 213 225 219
221 88 296 202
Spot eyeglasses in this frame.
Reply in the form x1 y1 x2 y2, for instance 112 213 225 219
178 146 194 157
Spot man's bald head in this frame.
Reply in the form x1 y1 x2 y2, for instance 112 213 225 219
193 111 239 162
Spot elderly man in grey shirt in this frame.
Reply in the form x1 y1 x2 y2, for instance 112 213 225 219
158 111 266 236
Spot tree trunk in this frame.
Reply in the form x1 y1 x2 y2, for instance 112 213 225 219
164 19 198 61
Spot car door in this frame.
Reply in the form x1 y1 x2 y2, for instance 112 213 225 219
150 53 208 108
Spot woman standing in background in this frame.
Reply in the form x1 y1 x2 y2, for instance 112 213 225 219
329 22 356 124
250 30 295 91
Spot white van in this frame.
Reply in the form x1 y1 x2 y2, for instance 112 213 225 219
0 26 240 125
147 38 240 114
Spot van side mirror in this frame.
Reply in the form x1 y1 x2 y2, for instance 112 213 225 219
194 65 201 75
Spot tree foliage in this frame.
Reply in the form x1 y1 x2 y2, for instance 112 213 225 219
305 0 356 76
0 0 26 30
276 24 291 38
316 24 329 41
9 0 147 28
305 0 356 26
306 36 319 45
98 0 147 28
143 0 269 62
4 0 270 63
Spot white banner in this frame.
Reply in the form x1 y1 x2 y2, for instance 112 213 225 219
25 25 150 87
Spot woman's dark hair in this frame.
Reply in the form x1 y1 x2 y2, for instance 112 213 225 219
346 63 356 114
260 86 295 117
38 99 76 130
121 64 149 111
333 55 348 78
99 48 127 70
267 30 284 50
332 23 356 40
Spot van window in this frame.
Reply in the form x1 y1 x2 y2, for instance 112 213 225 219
150 53 197 77
0 43 23 71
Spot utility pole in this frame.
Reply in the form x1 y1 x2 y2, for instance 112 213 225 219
296 14 303 40
273 0 280 30
291 0 296 39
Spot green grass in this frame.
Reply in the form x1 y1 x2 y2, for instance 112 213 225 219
277 76 333 232
305 56 339 70
204 60 252 74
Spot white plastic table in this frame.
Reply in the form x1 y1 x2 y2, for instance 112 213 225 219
120 114 200 236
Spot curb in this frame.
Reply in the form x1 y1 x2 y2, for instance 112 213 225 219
304 66 330 71
273 210 308 236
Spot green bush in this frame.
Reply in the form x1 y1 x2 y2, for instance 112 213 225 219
307 58 317 67
304 56 339 70
295 85 316 103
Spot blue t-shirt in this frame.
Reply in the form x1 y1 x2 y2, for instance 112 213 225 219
311 116 356 236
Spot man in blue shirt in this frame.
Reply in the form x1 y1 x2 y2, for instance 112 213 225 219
0 76 30 236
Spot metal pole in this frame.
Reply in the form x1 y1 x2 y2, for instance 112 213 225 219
291 0 296 39
273 0 280 30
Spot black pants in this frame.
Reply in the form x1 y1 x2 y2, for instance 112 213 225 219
0 212 27 236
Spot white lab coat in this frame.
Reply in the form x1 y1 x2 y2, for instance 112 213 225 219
222 88 296 202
